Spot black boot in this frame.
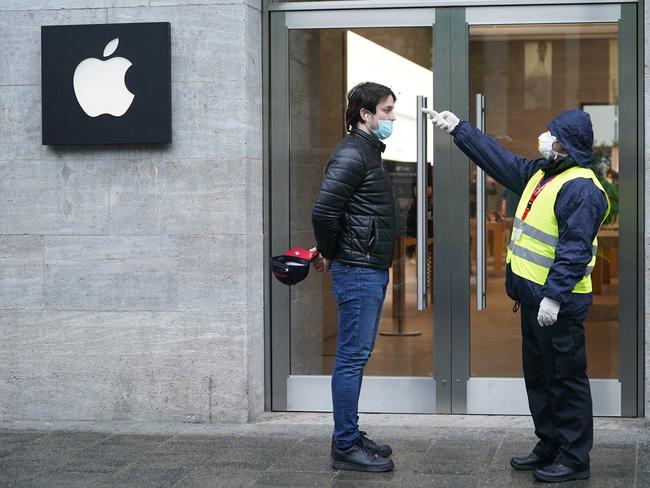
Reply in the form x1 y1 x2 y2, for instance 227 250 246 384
533 462 590 482
331 438 395 472
359 431 393 458
510 452 554 471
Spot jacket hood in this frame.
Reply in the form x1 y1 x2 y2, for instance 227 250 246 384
547 109 594 167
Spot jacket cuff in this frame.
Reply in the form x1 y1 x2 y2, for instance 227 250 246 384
540 286 563 306
316 246 334 261
450 120 465 137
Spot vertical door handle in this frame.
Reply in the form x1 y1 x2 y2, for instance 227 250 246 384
417 96 429 311
475 94 487 310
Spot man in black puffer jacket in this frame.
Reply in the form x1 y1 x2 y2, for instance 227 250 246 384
312 82 397 473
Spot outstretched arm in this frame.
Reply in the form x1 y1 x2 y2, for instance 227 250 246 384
423 109 545 195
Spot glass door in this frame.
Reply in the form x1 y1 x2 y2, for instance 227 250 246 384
268 3 640 417
457 4 639 416
269 9 441 412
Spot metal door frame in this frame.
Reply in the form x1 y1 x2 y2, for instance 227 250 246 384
452 3 641 417
263 1 644 417
267 8 442 412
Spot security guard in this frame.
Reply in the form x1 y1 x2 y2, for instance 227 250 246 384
423 108 609 483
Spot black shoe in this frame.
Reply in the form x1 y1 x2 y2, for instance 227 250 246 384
331 438 395 472
359 431 393 458
510 452 554 471
533 462 590 483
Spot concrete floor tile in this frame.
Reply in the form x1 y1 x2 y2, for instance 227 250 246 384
0 446 39 462
419 438 502 475
55 449 136 474
0 457 60 482
132 451 213 469
406 473 480 488
175 479 255 488
476 470 543 488
0 425 644 488
334 468 406 483
3 444 82 463
206 435 299 451
388 450 428 471
0 432 52 459
330 476 405 487
25 470 112 488
172 465 264 488
284 435 330 453
266 436 335 472
590 444 637 471
384 438 433 453
106 465 188 488
151 435 300 459
488 439 540 468
96 434 173 450
0 431 51 443
29 431 111 449
565 476 634 488
331 472 477 488
205 447 286 470
267 452 333 474
148 438 224 456
636 440 650 473
251 470 336 487
635 471 650 487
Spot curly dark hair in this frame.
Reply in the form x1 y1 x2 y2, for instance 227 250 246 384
345 82 397 132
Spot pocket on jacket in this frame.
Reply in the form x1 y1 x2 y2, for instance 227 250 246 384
366 217 377 253
551 332 586 379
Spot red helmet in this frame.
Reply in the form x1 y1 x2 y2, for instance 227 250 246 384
271 247 319 286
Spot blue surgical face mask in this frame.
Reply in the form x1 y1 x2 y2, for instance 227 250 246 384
365 113 394 140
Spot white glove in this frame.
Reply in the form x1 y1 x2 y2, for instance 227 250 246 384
537 297 560 327
421 108 460 133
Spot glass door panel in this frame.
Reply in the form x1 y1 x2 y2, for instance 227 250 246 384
282 24 436 412
467 22 624 414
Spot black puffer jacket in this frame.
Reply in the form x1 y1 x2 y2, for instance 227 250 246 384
312 128 396 269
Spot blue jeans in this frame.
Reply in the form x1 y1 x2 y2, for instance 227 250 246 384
330 260 389 449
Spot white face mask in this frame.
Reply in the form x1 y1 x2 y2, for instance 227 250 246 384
537 131 567 160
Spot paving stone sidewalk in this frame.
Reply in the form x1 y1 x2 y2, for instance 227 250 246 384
1 415 649 487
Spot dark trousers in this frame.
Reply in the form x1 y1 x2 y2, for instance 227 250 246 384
520 303 593 471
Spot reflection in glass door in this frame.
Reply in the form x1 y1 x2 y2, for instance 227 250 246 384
271 17 438 413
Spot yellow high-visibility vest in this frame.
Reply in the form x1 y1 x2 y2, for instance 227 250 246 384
505 166 610 294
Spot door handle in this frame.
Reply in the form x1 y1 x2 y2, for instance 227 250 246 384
475 93 487 311
417 95 429 311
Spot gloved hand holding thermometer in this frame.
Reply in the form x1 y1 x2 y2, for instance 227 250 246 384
421 108 460 133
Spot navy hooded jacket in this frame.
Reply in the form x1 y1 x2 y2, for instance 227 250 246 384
451 109 608 321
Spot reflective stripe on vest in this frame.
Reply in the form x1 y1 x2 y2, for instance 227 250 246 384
508 240 596 275
505 166 610 294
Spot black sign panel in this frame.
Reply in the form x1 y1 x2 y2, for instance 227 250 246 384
42 22 171 145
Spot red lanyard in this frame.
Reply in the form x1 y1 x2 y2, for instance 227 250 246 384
521 175 558 221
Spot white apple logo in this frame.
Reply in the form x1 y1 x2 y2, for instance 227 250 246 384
73 38 135 117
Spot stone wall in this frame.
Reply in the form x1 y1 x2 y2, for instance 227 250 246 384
0 0 263 423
